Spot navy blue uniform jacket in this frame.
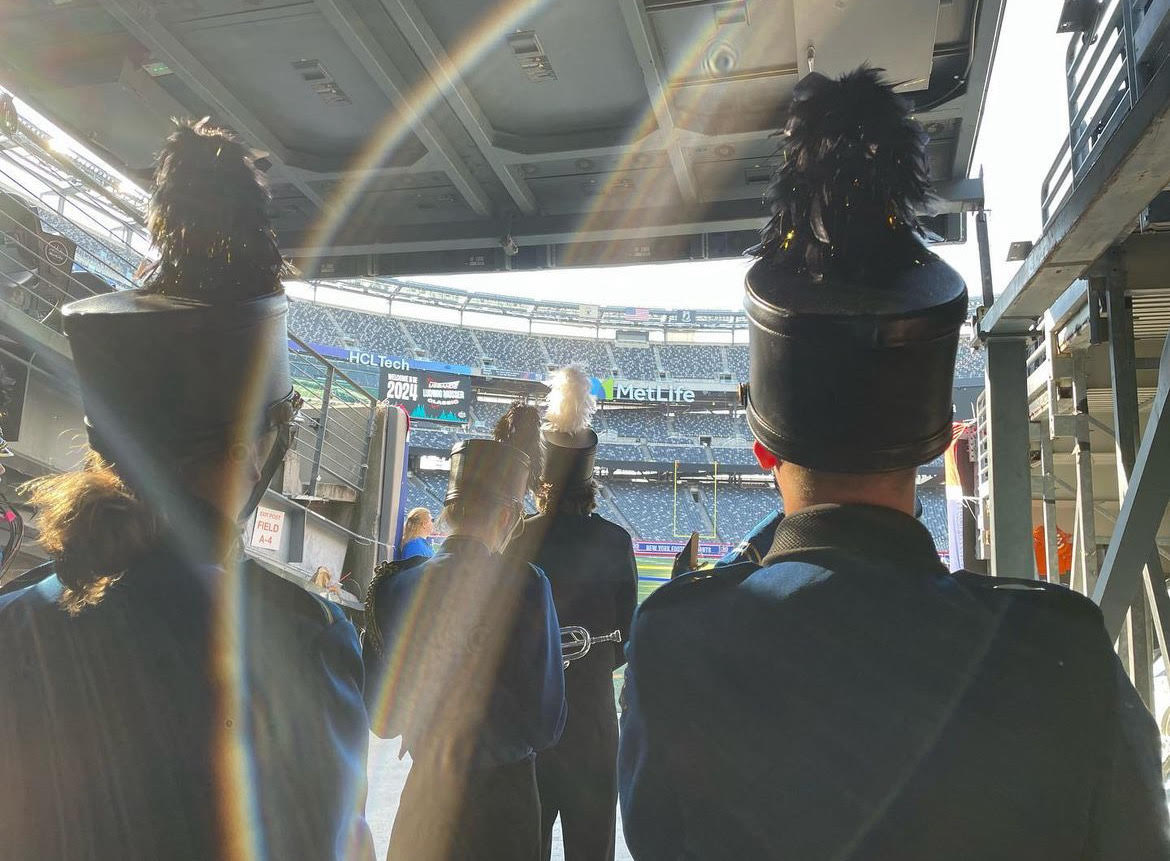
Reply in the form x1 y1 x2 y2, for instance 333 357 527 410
620 504 1170 860
0 546 374 861
364 535 565 764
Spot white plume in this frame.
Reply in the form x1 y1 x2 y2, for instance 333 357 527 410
544 364 596 434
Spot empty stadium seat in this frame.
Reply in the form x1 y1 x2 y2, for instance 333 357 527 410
399 319 481 366
646 444 709 464
611 345 657 380
658 344 723 380
476 329 545 373
543 336 610 377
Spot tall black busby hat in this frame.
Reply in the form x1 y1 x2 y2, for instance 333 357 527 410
61 120 298 517
743 67 967 473
540 365 598 489
445 439 531 509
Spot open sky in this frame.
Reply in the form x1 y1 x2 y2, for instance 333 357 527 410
416 2 1073 311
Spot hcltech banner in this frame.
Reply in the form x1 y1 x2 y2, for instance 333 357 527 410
380 367 471 425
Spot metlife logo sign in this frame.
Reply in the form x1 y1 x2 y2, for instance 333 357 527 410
600 377 696 404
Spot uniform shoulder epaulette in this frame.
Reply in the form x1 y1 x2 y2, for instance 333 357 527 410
364 556 427 657
950 569 1103 618
638 560 759 614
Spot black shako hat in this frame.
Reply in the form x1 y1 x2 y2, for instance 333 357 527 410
540 365 598 490
742 66 967 473
445 439 531 509
61 120 297 518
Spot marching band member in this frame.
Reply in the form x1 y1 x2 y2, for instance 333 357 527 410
364 438 565 861
0 120 373 860
496 367 637 861
618 67 1170 859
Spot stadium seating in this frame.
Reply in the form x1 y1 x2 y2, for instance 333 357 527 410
658 344 724 380
409 427 458 451
727 345 749 381
607 481 678 538
710 445 758 466
289 299 958 558
917 486 948 550
711 484 780 537
401 467 950 551
420 472 449 506
471 399 511 430
599 408 659 439
597 442 645 462
954 341 986 379
399 320 481 366
673 410 740 438
543 336 610 377
646 444 709 464
476 328 545 373
611 345 657 380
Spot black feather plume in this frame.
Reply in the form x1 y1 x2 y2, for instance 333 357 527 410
493 403 543 492
141 118 287 301
755 66 932 281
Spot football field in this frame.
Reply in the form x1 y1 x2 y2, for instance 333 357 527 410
635 554 673 603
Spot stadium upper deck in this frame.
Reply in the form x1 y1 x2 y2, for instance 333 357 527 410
286 278 989 384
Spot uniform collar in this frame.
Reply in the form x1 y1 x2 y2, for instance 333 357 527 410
439 535 493 556
763 503 943 571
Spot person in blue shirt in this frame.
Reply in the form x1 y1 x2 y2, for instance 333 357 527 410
619 68 1170 860
397 506 435 560
0 121 373 860
364 438 566 861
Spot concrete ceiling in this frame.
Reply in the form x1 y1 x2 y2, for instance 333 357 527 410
0 0 1004 276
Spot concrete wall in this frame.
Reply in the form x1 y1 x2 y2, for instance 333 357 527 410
245 491 350 584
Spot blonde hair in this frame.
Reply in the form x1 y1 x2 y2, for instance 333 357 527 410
311 566 332 589
21 450 160 615
401 507 433 545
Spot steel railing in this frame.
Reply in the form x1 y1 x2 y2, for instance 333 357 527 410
287 333 379 496
1040 0 1151 224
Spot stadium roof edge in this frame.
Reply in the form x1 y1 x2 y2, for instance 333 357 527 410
297 275 751 333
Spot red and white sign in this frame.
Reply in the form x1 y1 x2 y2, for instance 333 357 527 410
250 506 286 550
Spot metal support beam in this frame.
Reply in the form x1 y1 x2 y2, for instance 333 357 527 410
379 0 537 214
94 0 324 208
313 0 494 216
1092 324 1170 639
1070 351 1101 593
1104 274 1154 702
308 366 335 498
1037 426 1060 583
617 0 699 203
1141 552 1170 697
984 337 1036 577
975 208 995 308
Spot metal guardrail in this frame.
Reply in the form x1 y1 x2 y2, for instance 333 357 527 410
974 390 991 497
0 101 149 334
287 333 379 496
1041 0 1146 224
